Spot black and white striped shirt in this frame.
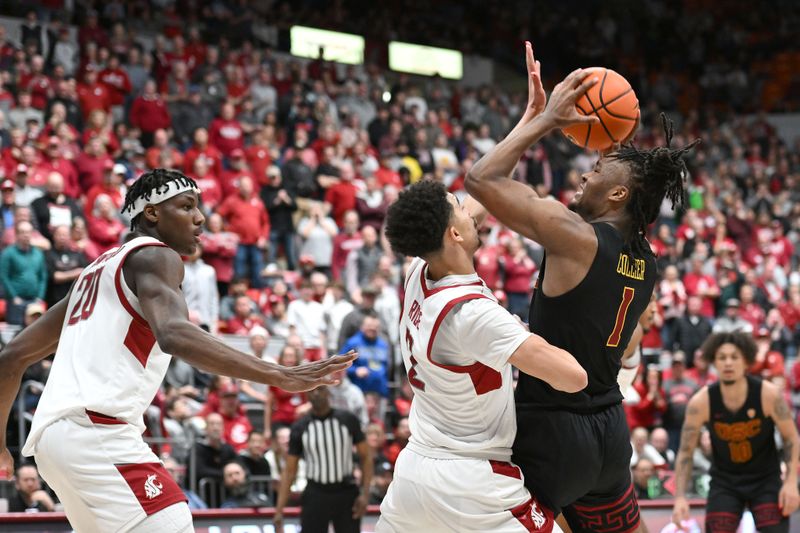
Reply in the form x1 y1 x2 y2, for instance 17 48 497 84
289 409 364 486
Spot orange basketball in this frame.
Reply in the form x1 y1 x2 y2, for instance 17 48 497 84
561 67 639 151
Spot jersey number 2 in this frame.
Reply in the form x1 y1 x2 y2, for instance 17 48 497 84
606 286 635 347
67 267 104 325
405 327 426 391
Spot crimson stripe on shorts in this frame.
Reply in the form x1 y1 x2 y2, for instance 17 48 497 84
115 462 187 516
86 410 125 425
489 460 521 480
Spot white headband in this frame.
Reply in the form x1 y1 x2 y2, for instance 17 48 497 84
123 181 200 219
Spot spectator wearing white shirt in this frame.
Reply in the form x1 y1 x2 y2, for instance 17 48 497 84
286 279 326 361
629 426 666 468
323 281 355 353
182 244 219 333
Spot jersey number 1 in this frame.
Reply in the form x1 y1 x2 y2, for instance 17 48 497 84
67 267 104 325
606 286 635 347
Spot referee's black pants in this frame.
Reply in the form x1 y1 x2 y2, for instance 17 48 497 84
300 482 360 533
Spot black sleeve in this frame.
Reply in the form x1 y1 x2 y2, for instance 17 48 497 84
339 411 365 444
288 418 306 457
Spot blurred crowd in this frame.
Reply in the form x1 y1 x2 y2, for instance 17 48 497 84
1 0 800 512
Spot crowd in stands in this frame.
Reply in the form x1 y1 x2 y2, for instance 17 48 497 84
1 0 800 512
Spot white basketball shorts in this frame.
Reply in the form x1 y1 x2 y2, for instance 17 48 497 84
376 447 561 533
34 410 190 533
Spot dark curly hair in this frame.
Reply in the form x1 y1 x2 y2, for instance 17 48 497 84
607 113 700 257
700 331 757 366
385 180 453 258
121 168 198 230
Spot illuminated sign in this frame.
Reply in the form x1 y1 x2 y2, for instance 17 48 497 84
388 41 463 79
290 26 364 65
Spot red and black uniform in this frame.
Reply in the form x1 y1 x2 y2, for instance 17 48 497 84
705 376 786 533
513 222 657 533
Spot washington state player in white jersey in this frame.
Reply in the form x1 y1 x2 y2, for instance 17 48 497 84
375 180 587 533
0 169 356 532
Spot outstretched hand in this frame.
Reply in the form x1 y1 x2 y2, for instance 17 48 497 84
279 350 358 392
518 41 547 125
540 69 600 130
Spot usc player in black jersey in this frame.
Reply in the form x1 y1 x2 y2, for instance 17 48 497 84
672 332 799 532
465 43 698 533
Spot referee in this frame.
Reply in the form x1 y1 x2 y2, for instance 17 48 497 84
274 385 372 533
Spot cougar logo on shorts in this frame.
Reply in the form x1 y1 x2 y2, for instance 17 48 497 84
144 474 163 499
531 501 546 529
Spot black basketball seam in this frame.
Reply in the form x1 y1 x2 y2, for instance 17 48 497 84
584 90 617 143
583 123 591 149
597 71 637 122
602 87 633 107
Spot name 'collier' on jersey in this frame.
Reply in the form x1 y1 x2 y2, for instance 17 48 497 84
616 252 646 281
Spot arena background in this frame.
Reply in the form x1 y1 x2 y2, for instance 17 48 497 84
1 0 800 531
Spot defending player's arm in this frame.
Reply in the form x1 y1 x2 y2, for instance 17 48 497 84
617 323 643 395
509 335 587 393
273 453 299 533
465 69 600 257
672 388 709 526
353 440 372 519
129 246 356 392
0 293 71 478
763 381 800 516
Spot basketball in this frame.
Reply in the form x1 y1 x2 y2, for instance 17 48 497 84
561 67 639 151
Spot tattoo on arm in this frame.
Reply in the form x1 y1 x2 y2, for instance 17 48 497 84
674 423 699 497
774 395 792 421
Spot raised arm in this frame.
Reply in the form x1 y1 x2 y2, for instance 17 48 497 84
0 292 71 478
127 246 356 392
465 69 599 256
763 381 800 516
672 388 709 526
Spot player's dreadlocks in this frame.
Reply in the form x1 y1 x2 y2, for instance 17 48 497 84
121 168 198 230
607 113 700 257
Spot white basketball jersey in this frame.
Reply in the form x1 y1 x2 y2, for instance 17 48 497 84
23 236 172 456
400 258 531 462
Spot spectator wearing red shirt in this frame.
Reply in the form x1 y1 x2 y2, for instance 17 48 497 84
78 11 108 48
474 232 502 290
750 327 785 380
18 55 52 110
215 383 254 453
685 350 717 388
98 55 131 112
217 176 270 288
183 127 223 177
500 236 536 322
778 284 800 333
188 157 222 212
626 366 667 431
331 210 362 282
245 128 277 186
199 213 239 296
209 103 245 158
0 25 16 70
264 346 309 433
374 153 403 189
384 417 410 466
129 80 172 148
87 193 125 254
682 254 719 319
74 137 114 193
84 162 125 218
36 136 79 198
225 294 266 335
81 110 120 157
225 66 250 110
324 162 360 228
145 129 184 171
76 67 111 120
219 150 254 197
739 283 766 331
